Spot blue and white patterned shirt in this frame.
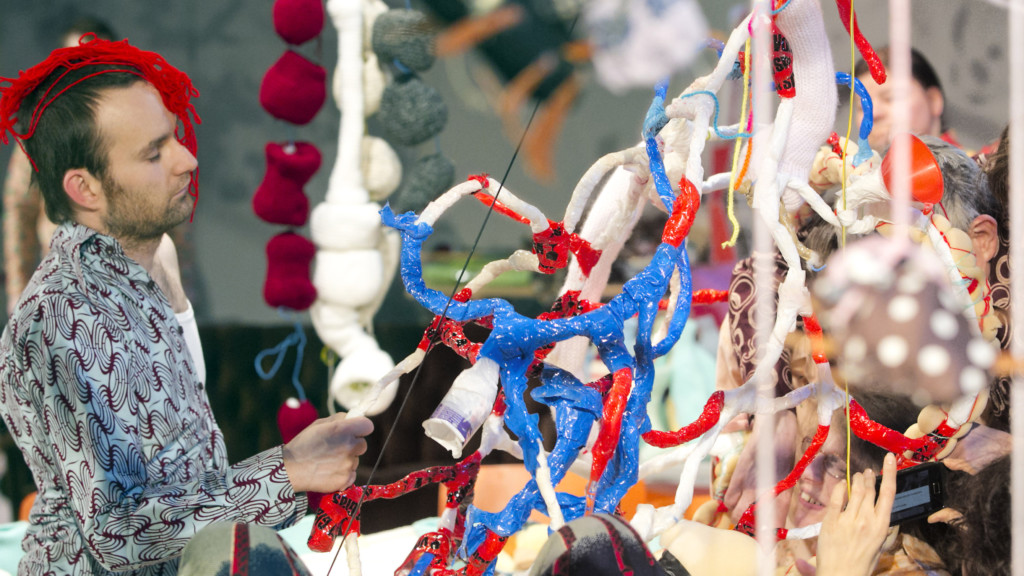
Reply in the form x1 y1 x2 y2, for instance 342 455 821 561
0 222 303 575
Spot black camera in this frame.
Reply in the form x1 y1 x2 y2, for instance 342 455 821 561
877 461 946 526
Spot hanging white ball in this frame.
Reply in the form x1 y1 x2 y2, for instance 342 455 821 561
362 136 402 200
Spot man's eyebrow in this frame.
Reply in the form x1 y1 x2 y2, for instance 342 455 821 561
138 133 173 158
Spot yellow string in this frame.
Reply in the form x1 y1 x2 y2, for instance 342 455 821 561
723 38 753 249
843 0 856 498
735 136 755 194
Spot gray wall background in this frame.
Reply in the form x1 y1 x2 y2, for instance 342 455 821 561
0 0 1011 325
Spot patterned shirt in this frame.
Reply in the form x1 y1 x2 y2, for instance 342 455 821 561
0 222 304 575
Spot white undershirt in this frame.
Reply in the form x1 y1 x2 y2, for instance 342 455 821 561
175 301 206 385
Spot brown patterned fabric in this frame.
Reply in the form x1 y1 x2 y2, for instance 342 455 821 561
725 252 804 396
984 233 1012 430
0 222 303 575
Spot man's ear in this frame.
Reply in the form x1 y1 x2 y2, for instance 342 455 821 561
969 214 999 266
925 86 945 122
62 169 103 211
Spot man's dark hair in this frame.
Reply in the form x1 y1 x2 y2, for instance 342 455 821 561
918 135 1003 231
846 388 921 474
62 16 116 44
16 66 142 224
855 47 947 132
985 126 1010 232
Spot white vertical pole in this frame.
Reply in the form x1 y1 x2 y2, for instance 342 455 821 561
888 0 911 240
751 1 776 574
1008 1 1024 574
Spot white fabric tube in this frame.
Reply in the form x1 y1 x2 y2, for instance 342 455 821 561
331 342 397 416
561 148 638 233
348 348 426 418
774 0 837 183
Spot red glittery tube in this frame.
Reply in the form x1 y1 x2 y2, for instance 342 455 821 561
642 391 725 448
661 177 701 247
587 367 633 511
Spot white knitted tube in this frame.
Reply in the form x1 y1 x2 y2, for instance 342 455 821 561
325 0 367 204
313 250 384 308
361 136 401 200
310 201 384 251
775 0 837 182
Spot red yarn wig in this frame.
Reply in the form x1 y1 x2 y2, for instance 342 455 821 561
0 35 202 210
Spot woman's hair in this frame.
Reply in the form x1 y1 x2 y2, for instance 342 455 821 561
907 456 1010 576
855 47 947 132
955 456 1011 575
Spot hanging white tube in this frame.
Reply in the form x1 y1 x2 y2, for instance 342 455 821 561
887 0 912 243
1008 2 1024 575
750 2 776 573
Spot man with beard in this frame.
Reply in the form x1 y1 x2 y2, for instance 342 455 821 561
0 38 372 575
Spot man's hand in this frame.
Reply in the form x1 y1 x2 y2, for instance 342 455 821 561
942 423 1011 475
811 452 897 576
282 414 373 494
723 410 797 525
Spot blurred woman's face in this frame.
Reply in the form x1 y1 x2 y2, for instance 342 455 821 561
791 429 848 528
855 74 944 151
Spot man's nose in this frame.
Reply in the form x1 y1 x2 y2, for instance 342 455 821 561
174 140 198 174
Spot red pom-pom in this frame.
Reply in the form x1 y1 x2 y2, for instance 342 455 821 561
253 142 321 226
259 50 326 125
273 0 325 45
277 397 319 443
264 232 317 310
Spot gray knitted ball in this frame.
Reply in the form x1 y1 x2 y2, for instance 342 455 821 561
372 9 436 72
396 154 455 212
378 77 448 146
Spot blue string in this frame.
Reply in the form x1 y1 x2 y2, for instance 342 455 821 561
676 90 754 140
835 72 875 166
253 308 308 402
770 0 794 14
